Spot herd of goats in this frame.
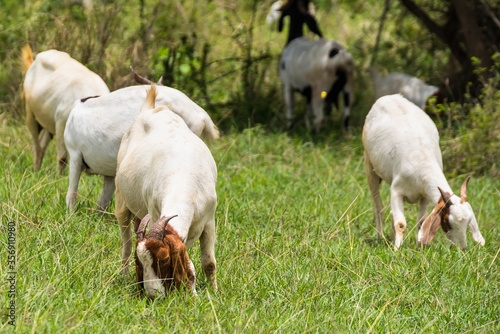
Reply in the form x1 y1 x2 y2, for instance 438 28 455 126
18 0 485 297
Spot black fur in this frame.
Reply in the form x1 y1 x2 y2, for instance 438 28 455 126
278 0 323 45
294 85 312 103
80 95 100 103
324 69 347 109
329 47 340 58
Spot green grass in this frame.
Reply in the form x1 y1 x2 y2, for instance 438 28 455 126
1 121 499 333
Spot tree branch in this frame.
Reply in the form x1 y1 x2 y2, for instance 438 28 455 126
478 0 500 30
371 0 391 66
398 0 470 70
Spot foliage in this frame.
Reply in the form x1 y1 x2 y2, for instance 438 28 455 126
439 54 500 177
0 0 459 130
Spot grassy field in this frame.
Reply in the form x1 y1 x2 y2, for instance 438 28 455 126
1 117 499 332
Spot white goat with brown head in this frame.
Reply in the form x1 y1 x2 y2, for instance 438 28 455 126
115 84 217 297
363 94 485 250
20 45 109 173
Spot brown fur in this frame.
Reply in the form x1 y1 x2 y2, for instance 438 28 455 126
140 84 158 113
135 224 194 293
460 176 470 204
20 45 34 75
420 197 452 244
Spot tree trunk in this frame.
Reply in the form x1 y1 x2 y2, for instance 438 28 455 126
451 0 493 68
399 0 470 71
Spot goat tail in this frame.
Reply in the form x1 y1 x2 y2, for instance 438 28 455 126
202 119 220 143
141 84 158 113
20 44 34 75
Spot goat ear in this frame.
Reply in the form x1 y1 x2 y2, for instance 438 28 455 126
172 243 191 291
135 214 151 241
420 205 443 245
460 176 471 204
437 187 452 208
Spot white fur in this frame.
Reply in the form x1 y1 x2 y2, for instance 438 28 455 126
266 1 283 25
22 48 109 173
115 86 218 291
279 37 355 131
367 67 439 109
363 94 484 249
64 85 219 211
136 241 165 296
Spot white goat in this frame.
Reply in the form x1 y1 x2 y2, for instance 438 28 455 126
278 0 355 132
64 84 219 211
363 94 485 250
367 66 440 110
20 45 110 173
115 84 217 297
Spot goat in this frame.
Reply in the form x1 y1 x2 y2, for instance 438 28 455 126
115 84 217 297
64 82 219 211
362 94 485 250
367 66 441 110
20 45 109 174
278 0 355 132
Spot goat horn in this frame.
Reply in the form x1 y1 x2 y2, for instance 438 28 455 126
437 187 452 208
460 176 471 204
157 76 163 85
135 214 152 241
148 215 178 241
130 66 154 85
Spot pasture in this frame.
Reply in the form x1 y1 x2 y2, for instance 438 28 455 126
1 120 499 332
1 0 499 332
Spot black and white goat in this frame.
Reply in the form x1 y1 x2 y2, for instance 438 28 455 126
278 0 355 132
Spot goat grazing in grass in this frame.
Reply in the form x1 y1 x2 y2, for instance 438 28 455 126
278 0 355 132
363 94 485 250
64 73 219 211
20 45 109 174
115 84 217 297
367 66 441 110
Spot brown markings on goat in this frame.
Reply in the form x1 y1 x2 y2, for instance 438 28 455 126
80 95 100 103
20 45 34 74
420 194 452 245
460 176 470 204
20 45 34 104
135 223 194 293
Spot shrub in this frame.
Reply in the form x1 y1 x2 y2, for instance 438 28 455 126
440 53 500 177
